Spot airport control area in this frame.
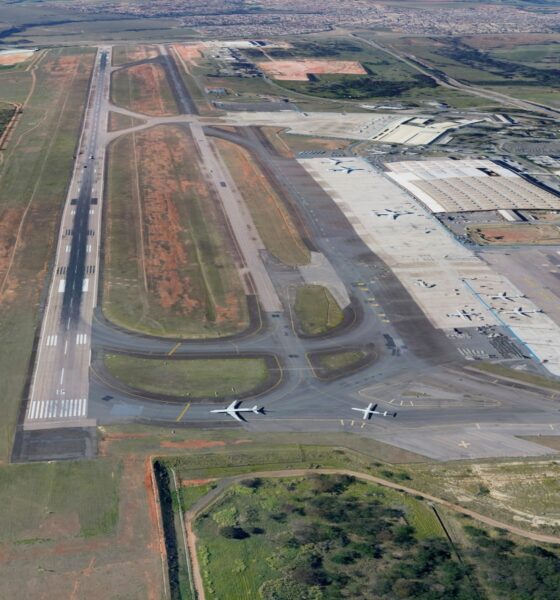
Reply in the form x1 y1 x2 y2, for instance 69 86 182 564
3 2 560 598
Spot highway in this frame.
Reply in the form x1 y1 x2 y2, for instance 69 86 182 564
24 47 111 429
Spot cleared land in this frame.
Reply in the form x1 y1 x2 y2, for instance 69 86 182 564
104 124 248 338
259 59 366 80
103 354 269 399
190 473 560 599
0 47 95 462
468 223 560 245
173 43 205 69
107 110 145 132
215 138 310 266
111 62 178 117
0 50 34 67
294 284 343 336
0 457 164 599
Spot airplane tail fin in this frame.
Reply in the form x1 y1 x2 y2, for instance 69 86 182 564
253 405 261 414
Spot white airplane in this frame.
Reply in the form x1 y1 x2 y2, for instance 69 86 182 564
210 400 264 422
329 165 364 174
374 209 413 220
489 291 526 302
446 309 480 321
416 279 436 289
499 306 543 317
352 403 397 420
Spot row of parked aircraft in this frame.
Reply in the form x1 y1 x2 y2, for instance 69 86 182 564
447 304 544 321
211 401 396 422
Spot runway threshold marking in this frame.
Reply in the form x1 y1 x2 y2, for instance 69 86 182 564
176 402 191 422
168 342 181 356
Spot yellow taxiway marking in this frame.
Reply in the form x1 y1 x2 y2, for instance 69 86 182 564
361 422 366 429
168 342 181 356
340 419 344 426
476 423 481 430
351 420 355 426
550 424 555 430
458 440 471 449
176 402 191 422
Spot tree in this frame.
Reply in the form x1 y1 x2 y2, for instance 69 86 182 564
219 526 249 540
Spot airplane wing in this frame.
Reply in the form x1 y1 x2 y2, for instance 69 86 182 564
227 400 240 410
226 408 244 422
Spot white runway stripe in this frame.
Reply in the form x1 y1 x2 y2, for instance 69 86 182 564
26 398 88 420
76 333 88 345
46 335 58 347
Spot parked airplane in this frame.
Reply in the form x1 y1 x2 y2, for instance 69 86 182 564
374 209 413 220
352 402 397 420
446 309 480 321
324 158 353 166
499 306 543 317
330 165 364 174
210 400 264 422
489 291 525 302
416 279 436 288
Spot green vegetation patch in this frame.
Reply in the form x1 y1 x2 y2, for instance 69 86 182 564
469 362 560 391
0 104 17 138
294 285 343 336
194 475 471 599
0 460 120 541
104 354 270 399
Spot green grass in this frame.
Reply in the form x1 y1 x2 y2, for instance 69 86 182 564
0 47 95 463
315 350 367 373
104 354 269 398
294 284 343 335
103 125 249 338
469 362 560 391
0 460 120 541
181 482 216 510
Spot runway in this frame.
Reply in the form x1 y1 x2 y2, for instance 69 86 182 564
18 47 112 440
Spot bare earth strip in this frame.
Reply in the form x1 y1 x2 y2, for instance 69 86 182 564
111 62 178 117
104 124 248 338
259 59 367 81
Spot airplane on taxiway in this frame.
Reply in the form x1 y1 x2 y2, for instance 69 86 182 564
351 402 397 420
330 165 364 174
210 400 264 422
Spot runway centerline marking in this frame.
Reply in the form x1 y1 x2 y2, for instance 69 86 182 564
176 402 191 422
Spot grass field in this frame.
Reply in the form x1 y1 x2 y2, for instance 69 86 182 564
111 60 178 116
190 474 560 599
294 284 343 335
469 362 560 391
0 460 119 541
0 47 95 463
103 354 270 398
111 44 159 67
107 110 145 132
214 138 310 266
312 349 368 377
103 124 248 338
0 455 165 599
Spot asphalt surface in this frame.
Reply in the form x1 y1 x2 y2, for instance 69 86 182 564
16 44 560 461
